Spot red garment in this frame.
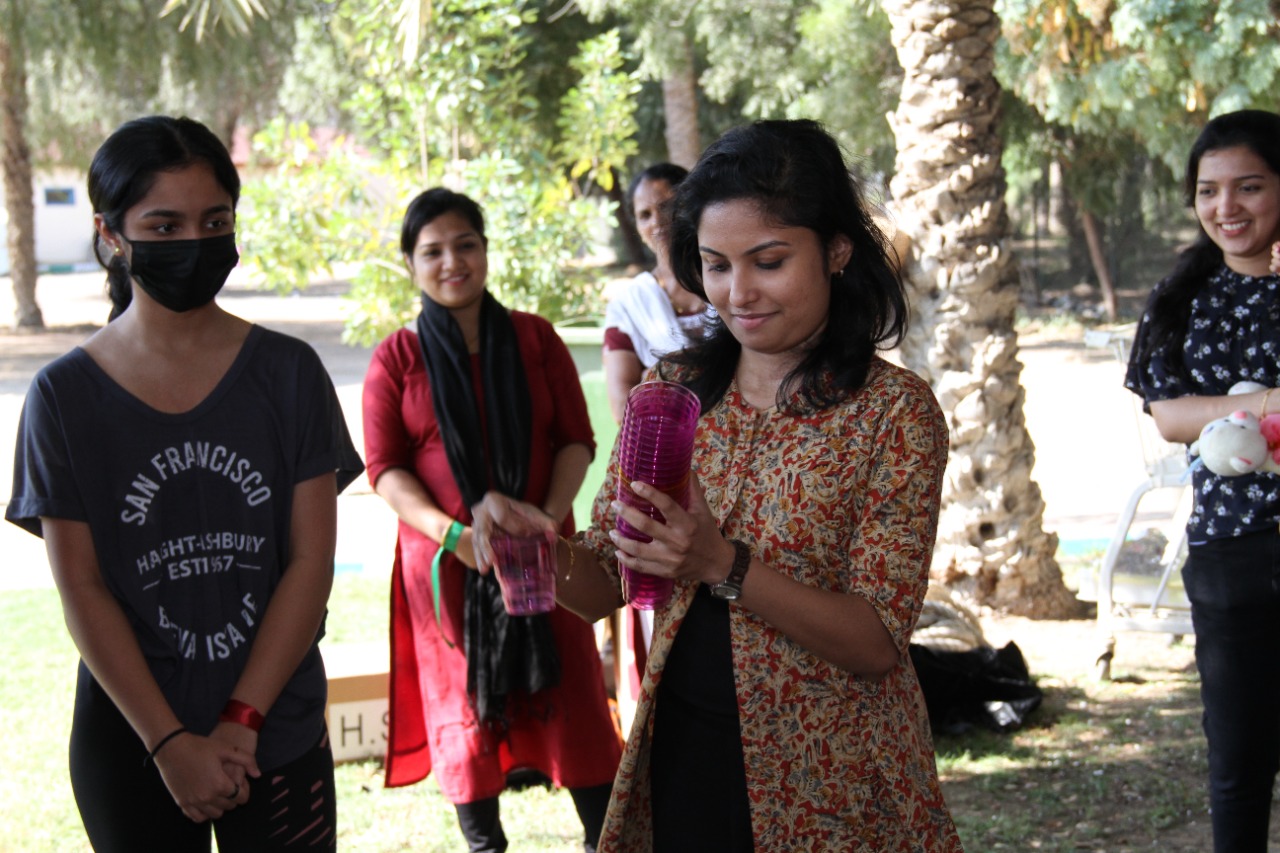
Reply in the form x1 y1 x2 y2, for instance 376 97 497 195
363 318 621 801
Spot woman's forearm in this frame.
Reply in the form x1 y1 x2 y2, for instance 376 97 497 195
44 518 183 748
542 442 592 525
1150 388 1276 444
373 467 456 543
374 467 482 567
604 350 643 425
554 538 625 623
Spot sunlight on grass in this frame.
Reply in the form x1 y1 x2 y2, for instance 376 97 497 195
0 582 591 851
934 655 1216 851
0 589 89 852
325 570 391 645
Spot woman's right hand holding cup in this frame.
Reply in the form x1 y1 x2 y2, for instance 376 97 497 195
470 490 557 575
610 475 733 587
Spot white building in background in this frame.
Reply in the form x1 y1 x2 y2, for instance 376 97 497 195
0 167 96 275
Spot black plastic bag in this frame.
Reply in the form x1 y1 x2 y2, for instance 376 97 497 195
909 641 1043 735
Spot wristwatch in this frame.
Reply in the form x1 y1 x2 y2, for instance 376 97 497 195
710 539 752 601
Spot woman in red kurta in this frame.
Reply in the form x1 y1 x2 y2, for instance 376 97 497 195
362 188 620 853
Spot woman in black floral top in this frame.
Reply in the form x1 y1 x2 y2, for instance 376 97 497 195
1126 109 1280 853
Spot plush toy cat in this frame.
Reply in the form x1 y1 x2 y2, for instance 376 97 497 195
1189 382 1280 476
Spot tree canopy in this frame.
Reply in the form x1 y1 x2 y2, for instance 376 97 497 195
999 0 1280 175
238 0 637 344
8 0 1280 613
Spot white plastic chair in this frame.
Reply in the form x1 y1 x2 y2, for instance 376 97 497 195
1084 327 1194 681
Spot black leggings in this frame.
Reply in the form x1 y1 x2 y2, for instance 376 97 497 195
454 782 613 853
69 665 337 852
1184 530 1280 853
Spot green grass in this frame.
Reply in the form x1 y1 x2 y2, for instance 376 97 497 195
573 369 618 528
0 589 90 852
0 550 1241 850
1 582 588 852
324 570 391 645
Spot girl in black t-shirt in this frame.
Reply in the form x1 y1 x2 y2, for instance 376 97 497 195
5 116 363 852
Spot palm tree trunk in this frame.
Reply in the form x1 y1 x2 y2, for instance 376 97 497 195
661 32 700 169
1 0 43 328
883 0 1076 616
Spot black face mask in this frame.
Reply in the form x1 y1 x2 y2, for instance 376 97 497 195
125 233 240 313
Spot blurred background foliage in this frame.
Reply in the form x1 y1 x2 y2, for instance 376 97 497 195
4 0 1280 332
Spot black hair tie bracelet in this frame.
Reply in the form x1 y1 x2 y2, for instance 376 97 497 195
143 726 189 768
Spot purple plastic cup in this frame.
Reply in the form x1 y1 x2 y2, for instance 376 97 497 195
615 381 700 609
491 531 557 615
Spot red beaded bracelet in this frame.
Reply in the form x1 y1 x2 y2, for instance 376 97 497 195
219 699 265 732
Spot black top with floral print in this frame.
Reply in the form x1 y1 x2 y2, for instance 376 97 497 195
1126 264 1280 543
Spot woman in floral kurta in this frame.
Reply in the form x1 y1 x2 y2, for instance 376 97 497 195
471 120 962 851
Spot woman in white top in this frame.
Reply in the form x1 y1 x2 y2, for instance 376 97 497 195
601 165 713 728
603 163 712 424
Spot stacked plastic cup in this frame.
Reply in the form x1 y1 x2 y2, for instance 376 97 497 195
491 531 558 615
615 380 701 609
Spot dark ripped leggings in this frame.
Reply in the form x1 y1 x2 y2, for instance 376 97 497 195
69 664 337 852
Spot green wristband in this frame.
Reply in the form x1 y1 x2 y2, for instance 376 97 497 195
432 520 465 648
441 520 464 553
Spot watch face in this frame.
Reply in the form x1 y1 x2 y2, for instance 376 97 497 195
710 582 741 601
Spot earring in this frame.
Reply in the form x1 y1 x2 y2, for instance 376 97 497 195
113 245 122 255
833 269 844 280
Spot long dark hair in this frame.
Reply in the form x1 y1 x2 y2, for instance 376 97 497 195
1140 109 1280 380
400 187 488 258
88 116 240 321
664 119 906 411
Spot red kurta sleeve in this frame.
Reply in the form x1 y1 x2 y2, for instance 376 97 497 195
362 331 416 489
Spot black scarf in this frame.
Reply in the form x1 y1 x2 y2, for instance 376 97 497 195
416 291 561 728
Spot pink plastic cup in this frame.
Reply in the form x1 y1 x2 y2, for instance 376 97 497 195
491 531 557 616
615 381 700 610
622 563 673 610
617 382 700 489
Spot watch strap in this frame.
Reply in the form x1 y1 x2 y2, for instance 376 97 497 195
711 539 751 599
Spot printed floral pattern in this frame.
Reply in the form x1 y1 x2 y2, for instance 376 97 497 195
577 358 963 851
1126 266 1280 542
